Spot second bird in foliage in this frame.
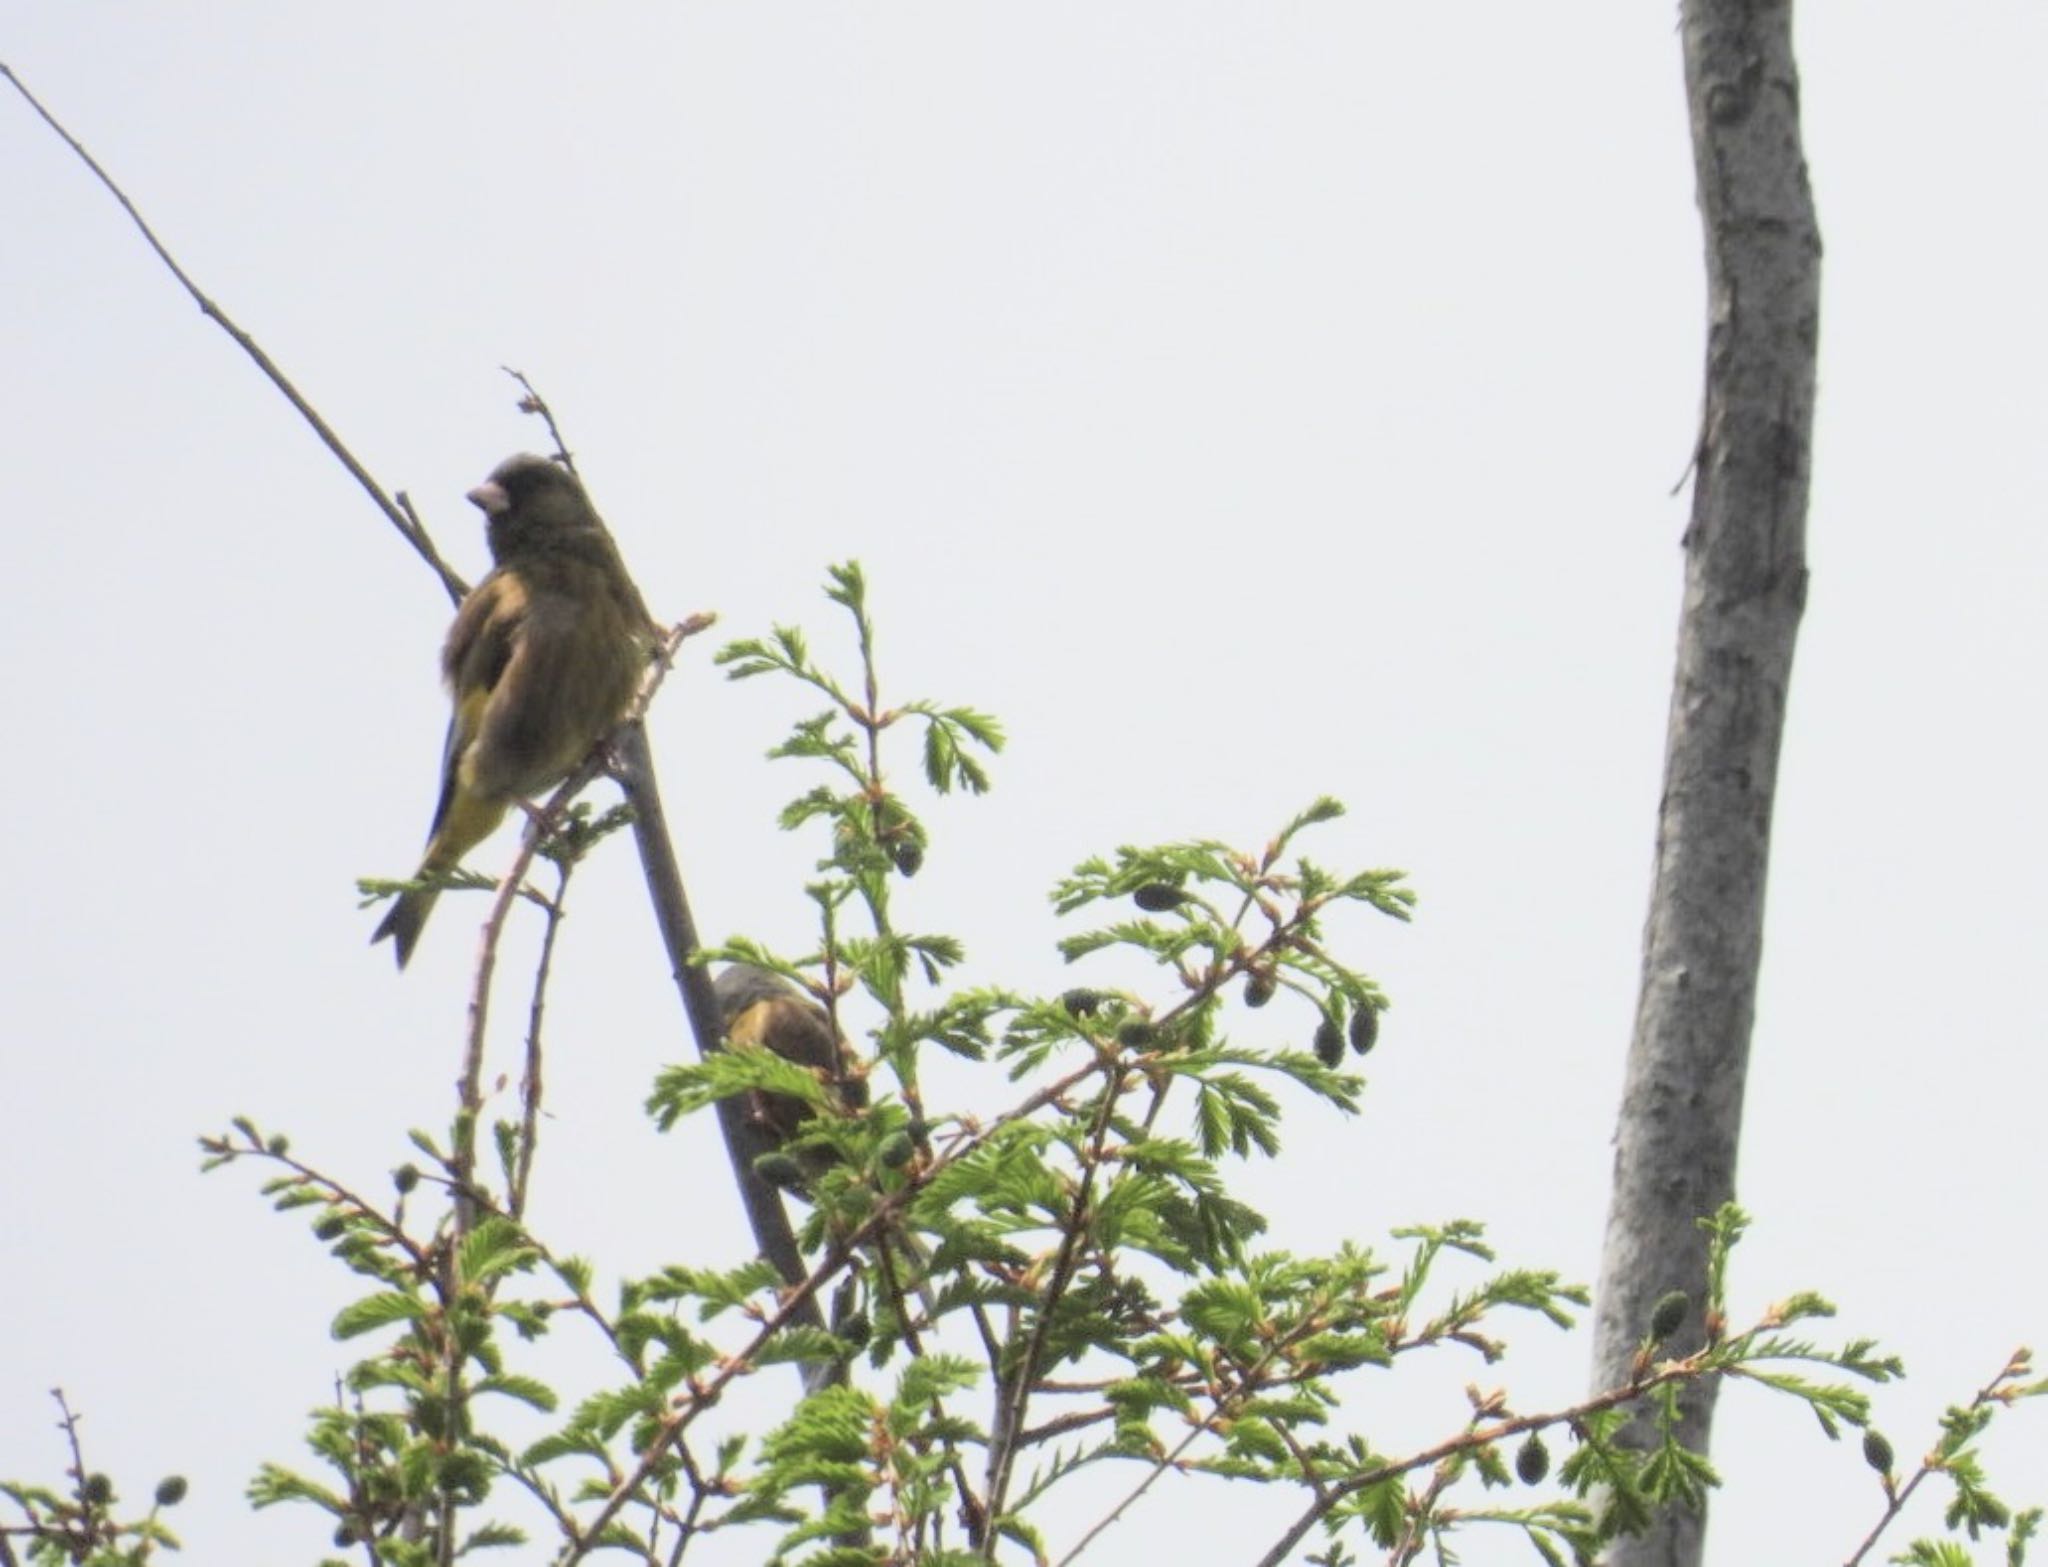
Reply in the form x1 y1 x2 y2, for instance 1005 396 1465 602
714 965 869 1167
373 454 657 968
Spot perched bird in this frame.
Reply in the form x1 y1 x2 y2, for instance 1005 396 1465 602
713 965 869 1158
373 454 656 967
715 966 934 1326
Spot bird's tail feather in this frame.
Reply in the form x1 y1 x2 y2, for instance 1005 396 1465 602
371 887 438 969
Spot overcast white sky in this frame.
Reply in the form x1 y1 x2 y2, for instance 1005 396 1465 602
3 6 2044 1564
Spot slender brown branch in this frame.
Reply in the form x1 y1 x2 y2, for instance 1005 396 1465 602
0 63 470 608
51 1390 90 1524
456 820 546 1205
1387 1460 1458 1566
561 1225 868 1561
510 861 572 1218
665 1441 716 1564
499 1461 598 1556
1053 1276 1348 1567
665 1464 711 1567
1842 1349 2033 1567
504 366 578 471
871 1235 987 1547
207 1129 434 1273
985 1067 1129 1546
611 720 831 1349
1251 1365 1697 1567
1051 1410 1206 1567
1015 1405 1116 1449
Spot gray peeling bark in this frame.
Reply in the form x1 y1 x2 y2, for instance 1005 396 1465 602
1591 4 1819 1566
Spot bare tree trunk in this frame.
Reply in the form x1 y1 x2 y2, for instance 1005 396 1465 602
1591 4 1820 1564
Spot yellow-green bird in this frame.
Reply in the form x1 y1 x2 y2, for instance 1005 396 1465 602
714 964 869 1156
373 454 657 968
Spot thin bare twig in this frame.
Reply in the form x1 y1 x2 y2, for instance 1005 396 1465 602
1051 1411 1203 1567
0 63 471 608
51 1391 90 1520
510 860 571 1218
503 366 578 471
456 823 546 1206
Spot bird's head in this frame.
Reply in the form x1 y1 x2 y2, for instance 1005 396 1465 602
469 453 603 563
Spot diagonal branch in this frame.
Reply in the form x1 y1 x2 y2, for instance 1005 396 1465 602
0 62 469 607
611 720 832 1357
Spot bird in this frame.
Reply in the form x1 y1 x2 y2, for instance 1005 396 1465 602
712 964 869 1159
714 966 937 1328
373 454 657 967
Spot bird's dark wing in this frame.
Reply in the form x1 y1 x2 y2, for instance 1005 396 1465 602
426 570 526 840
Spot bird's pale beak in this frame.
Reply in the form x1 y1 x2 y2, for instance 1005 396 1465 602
467 480 511 517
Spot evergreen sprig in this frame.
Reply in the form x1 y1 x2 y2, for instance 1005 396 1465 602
14 568 2035 1567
